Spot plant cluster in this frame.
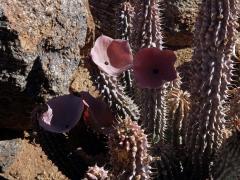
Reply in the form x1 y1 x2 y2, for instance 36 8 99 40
34 0 240 179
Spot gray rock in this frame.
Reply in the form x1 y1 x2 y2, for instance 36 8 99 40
162 0 201 47
0 138 21 173
0 0 93 129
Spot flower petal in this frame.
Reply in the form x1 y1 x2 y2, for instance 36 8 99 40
38 94 84 133
133 48 177 89
90 35 133 76
80 91 115 129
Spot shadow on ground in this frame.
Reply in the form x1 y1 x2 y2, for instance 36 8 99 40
36 120 108 179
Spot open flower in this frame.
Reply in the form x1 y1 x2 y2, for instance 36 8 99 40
80 91 115 130
38 94 84 133
90 35 177 89
90 35 133 76
35 92 115 133
133 48 177 89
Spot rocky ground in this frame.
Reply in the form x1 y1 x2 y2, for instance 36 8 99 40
0 137 68 180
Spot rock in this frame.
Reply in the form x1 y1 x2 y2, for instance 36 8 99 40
175 48 193 68
89 0 200 47
0 130 22 173
162 0 201 47
0 139 21 173
70 66 99 98
0 0 94 129
89 0 118 37
175 48 193 91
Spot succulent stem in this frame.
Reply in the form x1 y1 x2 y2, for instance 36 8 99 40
184 0 239 178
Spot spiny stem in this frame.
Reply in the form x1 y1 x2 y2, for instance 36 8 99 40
184 0 239 178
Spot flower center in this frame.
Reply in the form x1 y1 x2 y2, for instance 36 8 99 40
152 68 159 74
65 124 69 128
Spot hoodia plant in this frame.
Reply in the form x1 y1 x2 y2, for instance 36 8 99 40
35 0 240 179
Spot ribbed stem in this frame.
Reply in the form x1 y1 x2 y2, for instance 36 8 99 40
90 65 140 121
184 0 238 179
108 118 152 179
88 1 140 121
213 131 240 179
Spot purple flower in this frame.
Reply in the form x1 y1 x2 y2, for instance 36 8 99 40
133 48 177 89
36 92 115 133
90 35 177 89
90 35 133 76
80 91 115 130
38 94 84 133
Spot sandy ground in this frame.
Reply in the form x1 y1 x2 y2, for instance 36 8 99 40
0 137 68 180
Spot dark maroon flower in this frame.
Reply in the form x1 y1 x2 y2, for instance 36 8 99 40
133 48 177 88
90 35 133 76
38 94 84 133
79 91 115 130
